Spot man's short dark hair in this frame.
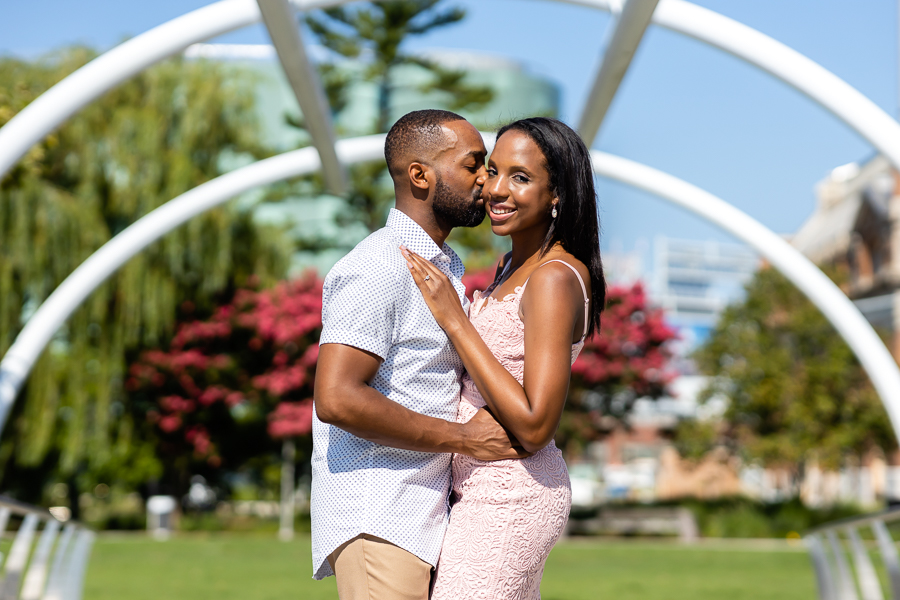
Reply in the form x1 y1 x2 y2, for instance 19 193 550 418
384 109 467 178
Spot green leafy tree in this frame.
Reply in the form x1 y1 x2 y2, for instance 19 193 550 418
0 49 291 505
683 267 895 473
306 0 494 233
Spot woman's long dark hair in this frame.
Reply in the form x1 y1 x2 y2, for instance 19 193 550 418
496 117 606 335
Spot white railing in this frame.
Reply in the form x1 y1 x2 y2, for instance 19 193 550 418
0 496 93 600
806 508 900 600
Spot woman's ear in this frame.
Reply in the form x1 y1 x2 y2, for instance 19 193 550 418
408 162 432 191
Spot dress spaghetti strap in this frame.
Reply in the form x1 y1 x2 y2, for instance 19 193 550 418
525 259 590 341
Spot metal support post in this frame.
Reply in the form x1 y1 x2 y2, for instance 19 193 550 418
279 438 297 541
257 0 347 195
577 0 660 146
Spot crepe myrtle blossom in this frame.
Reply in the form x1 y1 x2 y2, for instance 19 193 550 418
129 272 323 465
133 266 672 466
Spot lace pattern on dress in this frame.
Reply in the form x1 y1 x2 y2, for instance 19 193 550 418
431 283 581 599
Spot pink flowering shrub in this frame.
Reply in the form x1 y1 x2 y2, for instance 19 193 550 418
572 282 677 396
564 282 678 454
268 401 315 439
462 266 498 301
132 264 674 477
128 272 322 471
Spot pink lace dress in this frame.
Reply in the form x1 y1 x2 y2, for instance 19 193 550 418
431 261 588 600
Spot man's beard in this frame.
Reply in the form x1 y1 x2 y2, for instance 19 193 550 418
433 174 486 228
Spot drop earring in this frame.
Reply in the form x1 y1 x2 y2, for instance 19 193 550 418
551 206 558 218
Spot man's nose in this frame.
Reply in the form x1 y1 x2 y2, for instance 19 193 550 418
475 165 488 186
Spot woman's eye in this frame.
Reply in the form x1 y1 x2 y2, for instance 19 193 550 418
512 174 529 183
487 168 497 176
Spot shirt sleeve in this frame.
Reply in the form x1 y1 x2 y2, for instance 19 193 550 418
319 259 396 360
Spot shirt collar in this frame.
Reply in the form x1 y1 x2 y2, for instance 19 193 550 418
386 208 459 266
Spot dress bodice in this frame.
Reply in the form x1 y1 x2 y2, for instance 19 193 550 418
433 275 576 600
460 285 584 408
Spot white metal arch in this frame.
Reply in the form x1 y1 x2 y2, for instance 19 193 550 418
0 0 349 182
577 0 659 146
590 152 900 437
0 134 381 432
0 1 899 436
2 135 899 440
3 0 900 179
258 0 347 195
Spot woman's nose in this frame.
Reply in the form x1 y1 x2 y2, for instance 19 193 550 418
484 175 506 198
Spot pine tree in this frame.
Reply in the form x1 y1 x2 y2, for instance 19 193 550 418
0 49 291 502
306 0 494 233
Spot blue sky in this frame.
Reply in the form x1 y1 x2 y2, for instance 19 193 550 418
2 0 897 255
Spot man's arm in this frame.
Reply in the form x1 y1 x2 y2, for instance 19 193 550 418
314 343 528 460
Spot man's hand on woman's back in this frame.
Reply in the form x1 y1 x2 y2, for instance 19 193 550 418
458 409 532 461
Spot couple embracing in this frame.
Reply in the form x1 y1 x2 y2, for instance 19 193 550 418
312 109 605 599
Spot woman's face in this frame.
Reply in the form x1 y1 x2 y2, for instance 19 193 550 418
484 130 557 238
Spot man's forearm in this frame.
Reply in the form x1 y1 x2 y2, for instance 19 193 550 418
316 384 470 454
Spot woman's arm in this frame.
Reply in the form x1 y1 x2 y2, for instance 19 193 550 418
315 343 530 460
402 248 584 453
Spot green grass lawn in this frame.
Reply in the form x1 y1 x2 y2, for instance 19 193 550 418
84 534 816 599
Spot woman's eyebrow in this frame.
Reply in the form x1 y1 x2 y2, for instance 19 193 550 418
506 164 533 174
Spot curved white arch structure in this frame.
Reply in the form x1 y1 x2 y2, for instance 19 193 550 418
0 134 383 431
0 0 342 181
258 0 347 195
2 135 899 439
0 0 259 179
2 0 900 181
590 152 900 436
573 0 900 163
1 1 899 438
577 0 659 145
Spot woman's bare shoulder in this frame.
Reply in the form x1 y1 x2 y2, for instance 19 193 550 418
519 253 589 339
522 257 588 306
534 251 590 293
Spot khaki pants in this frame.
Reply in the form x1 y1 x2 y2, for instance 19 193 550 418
327 534 432 600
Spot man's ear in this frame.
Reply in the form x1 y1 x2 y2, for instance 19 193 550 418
408 162 432 191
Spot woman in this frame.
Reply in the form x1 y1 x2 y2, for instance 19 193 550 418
401 117 605 598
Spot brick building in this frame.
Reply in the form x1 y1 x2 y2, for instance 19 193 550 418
792 155 900 359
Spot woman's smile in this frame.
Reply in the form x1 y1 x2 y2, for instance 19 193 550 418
489 202 518 222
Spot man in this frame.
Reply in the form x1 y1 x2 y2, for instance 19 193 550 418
312 109 525 599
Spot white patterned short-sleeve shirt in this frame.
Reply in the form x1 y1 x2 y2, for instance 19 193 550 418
311 208 469 580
